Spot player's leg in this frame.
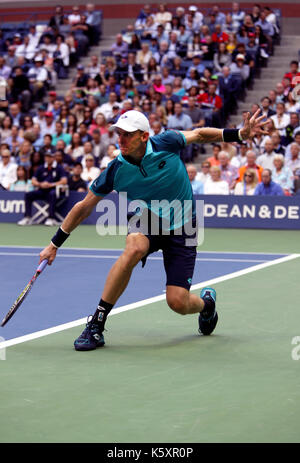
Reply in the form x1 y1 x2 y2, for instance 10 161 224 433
163 238 218 335
74 232 150 351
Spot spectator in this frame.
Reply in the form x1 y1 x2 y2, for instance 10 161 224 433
204 165 229 194
17 151 68 226
185 5 203 31
196 160 211 184
97 92 121 121
81 154 100 185
27 57 49 100
218 66 240 118
207 143 221 166
49 5 65 31
230 54 250 82
90 129 107 162
286 143 300 175
15 139 35 171
0 116 13 141
0 149 17 189
135 4 154 30
53 34 69 79
260 96 276 118
230 141 249 168
213 43 232 73
136 42 153 68
198 83 223 127
234 168 258 195
285 132 300 161
183 97 205 128
254 169 284 196
0 56 11 80
68 162 88 192
111 34 129 60
284 60 300 83
232 2 245 30
9 165 34 192
51 121 72 147
238 150 263 183
167 102 193 131
154 4 172 27
271 131 286 155
257 139 276 169
39 134 56 158
186 164 204 194
89 113 108 136
66 132 84 161
71 14 92 57
270 102 290 136
40 111 56 138
8 66 31 112
100 143 119 170
84 3 102 44
218 150 239 191
272 154 293 194
211 24 229 44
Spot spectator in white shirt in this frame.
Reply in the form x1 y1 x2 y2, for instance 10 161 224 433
68 6 81 25
81 154 100 185
256 139 276 169
196 160 211 184
270 102 290 136
204 166 229 195
0 149 17 190
155 4 172 28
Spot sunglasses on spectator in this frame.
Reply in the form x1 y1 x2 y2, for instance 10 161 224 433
2 155 9 158
244 174 253 178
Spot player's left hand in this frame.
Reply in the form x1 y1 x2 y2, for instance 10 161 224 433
239 109 270 140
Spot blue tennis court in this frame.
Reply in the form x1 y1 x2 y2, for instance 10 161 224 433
0 246 287 341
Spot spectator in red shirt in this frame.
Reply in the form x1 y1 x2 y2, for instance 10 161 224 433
198 82 223 127
284 60 300 84
211 24 229 44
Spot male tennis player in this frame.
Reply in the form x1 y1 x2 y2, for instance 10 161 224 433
39 109 268 351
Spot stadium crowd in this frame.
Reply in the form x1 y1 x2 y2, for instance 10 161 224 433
0 3 300 225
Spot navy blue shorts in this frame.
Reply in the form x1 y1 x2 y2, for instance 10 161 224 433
128 213 197 290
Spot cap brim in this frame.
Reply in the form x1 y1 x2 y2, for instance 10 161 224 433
110 119 138 132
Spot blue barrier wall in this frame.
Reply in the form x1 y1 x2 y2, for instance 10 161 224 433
0 191 300 230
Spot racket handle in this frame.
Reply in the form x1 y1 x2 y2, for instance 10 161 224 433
37 259 48 273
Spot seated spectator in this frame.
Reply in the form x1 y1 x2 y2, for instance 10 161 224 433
111 34 129 60
284 60 300 83
238 150 263 183
40 111 56 138
204 165 229 194
218 66 240 118
71 14 92 57
27 58 49 100
207 143 221 166
183 97 205 128
274 82 286 104
66 132 84 161
136 42 153 68
167 102 193 131
255 10 274 54
15 140 35 172
230 141 249 168
218 150 239 191
17 151 68 226
285 91 300 114
81 154 100 185
84 3 102 45
73 64 89 88
234 168 258 195
7 66 31 112
38 133 55 157
68 5 81 25
97 92 121 121
286 143 300 174
270 102 291 136
198 83 223 127
257 140 276 169
171 76 186 98
140 15 158 40
272 154 293 195
260 96 276 118
185 5 203 31
196 160 211 184
68 162 88 192
0 149 17 190
54 149 74 172
254 169 284 196
232 2 245 30
186 163 204 194
0 116 13 141
285 132 300 161
230 54 250 82
187 34 202 59
53 34 70 79
155 4 172 27
0 56 12 80
51 121 72 147
213 43 232 73
211 24 229 44
9 165 34 192
270 131 285 155
100 143 119 170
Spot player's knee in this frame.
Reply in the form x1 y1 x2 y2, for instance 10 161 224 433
167 296 189 315
124 234 148 264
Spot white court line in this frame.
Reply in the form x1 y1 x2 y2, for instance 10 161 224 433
0 245 288 256
1 253 299 350
0 251 268 263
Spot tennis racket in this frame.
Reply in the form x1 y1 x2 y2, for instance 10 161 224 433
1 259 48 327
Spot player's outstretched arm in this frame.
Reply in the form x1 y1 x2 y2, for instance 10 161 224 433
39 190 103 265
182 109 269 144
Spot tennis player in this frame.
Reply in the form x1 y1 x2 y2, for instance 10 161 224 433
39 109 268 351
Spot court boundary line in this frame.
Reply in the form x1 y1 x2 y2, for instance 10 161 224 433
1 253 299 350
0 244 289 256
0 251 273 263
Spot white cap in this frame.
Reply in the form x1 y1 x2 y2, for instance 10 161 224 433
110 110 150 133
189 5 198 12
236 53 245 60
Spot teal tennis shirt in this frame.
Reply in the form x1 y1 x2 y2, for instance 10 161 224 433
90 130 196 230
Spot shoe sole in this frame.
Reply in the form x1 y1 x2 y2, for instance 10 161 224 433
199 311 218 336
74 341 105 351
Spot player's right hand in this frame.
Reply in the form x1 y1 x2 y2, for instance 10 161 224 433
39 243 57 265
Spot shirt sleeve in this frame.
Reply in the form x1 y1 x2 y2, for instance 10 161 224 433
150 130 187 154
89 157 121 197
